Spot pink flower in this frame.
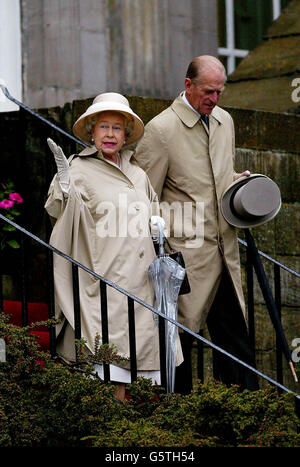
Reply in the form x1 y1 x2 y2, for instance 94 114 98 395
9 192 23 204
0 199 14 209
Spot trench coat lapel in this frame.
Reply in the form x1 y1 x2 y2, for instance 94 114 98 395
209 107 223 140
171 94 224 140
171 94 200 129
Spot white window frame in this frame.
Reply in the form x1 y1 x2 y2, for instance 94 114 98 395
0 0 22 112
218 0 282 75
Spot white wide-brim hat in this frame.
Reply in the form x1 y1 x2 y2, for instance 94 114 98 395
73 92 144 146
221 174 281 228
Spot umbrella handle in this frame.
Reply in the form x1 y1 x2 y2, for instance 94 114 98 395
157 219 165 257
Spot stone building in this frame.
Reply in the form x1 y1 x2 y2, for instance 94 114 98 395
0 0 291 111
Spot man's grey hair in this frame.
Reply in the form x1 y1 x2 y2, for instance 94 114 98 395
186 55 227 84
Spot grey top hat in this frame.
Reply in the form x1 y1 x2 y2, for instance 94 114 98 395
221 174 281 228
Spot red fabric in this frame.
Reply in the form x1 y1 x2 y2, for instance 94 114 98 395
3 300 50 350
3 300 49 329
29 331 50 351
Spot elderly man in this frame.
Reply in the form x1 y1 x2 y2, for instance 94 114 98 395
135 55 259 393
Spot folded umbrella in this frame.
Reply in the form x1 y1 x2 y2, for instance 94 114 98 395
148 219 186 392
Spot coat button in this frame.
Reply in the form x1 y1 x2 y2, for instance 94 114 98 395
128 184 134 189
139 250 144 258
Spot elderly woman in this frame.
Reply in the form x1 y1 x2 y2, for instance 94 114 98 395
45 93 181 400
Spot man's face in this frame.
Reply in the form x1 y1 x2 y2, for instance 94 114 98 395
185 68 225 115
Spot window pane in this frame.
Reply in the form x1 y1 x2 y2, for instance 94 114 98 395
218 0 227 48
218 55 228 75
234 0 273 51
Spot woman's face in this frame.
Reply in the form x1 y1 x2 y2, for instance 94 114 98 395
92 111 126 160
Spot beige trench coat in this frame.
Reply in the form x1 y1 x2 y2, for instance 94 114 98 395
135 93 246 333
45 147 169 371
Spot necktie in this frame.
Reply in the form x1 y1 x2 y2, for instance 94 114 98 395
201 114 209 129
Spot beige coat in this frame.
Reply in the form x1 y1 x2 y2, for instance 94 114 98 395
135 93 245 333
45 147 165 370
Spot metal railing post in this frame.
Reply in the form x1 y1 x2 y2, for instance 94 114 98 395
48 250 56 357
72 264 81 361
158 315 167 389
100 280 110 383
274 263 283 387
128 297 137 383
244 229 298 384
20 233 28 327
246 245 255 355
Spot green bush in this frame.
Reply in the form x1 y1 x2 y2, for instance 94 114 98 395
0 312 299 447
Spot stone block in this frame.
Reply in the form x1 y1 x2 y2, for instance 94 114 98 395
235 148 300 203
127 95 171 125
248 255 299 308
226 108 300 154
251 304 276 351
281 307 300 349
275 203 300 255
275 256 300 307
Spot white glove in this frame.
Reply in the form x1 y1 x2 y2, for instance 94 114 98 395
47 138 70 195
150 215 166 239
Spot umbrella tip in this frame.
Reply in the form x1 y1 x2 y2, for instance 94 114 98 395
289 361 298 383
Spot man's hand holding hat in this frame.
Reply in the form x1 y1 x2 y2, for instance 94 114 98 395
234 170 251 181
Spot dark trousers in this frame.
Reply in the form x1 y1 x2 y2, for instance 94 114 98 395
174 269 259 394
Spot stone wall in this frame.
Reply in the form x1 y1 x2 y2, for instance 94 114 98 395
20 0 218 109
0 95 299 392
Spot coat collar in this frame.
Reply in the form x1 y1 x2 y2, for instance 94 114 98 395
76 147 133 162
171 92 224 128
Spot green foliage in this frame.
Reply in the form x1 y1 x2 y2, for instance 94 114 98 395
0 312 299 447
75 333 129 368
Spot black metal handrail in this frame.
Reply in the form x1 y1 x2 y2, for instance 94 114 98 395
239 237 300 278
0 212 299 402
241 230 299 386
